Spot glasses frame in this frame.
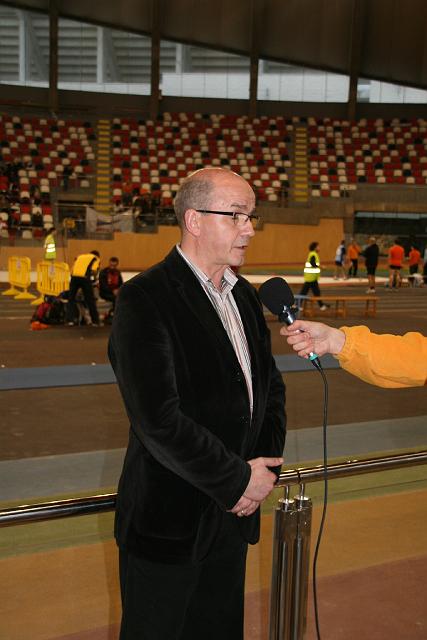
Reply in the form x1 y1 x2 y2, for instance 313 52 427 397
195 209 261 227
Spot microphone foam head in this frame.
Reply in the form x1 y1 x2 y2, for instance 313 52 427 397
258 277 295 315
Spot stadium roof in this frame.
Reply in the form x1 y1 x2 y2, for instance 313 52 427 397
4 0 427 90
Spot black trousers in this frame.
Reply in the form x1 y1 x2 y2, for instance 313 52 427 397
100 290 116 311
119 513 248 640
299 280 324 307
67 276 99 324
348 258 358 277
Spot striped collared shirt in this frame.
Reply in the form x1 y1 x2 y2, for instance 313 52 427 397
176 245 253 413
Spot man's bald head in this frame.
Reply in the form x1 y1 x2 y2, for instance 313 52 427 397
174 168 251 228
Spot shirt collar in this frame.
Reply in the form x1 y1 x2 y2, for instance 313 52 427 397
176 244 238 292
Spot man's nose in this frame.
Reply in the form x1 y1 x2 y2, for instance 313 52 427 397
244 220 256 236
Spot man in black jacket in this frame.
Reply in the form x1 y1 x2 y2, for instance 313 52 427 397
363 236 380 293
109 168 286 640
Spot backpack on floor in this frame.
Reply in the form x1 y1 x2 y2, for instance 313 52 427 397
31 296 65 325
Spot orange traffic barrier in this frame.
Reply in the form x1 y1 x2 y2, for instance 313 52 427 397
2 256 36 300
31 261 71 305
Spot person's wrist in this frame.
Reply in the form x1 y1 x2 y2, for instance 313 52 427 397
330 328 346 355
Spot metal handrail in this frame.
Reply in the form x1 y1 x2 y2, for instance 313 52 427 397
276 449 427 487
1 450 426 526
0 493 116 526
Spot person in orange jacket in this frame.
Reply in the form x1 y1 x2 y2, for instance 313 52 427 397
408 244 422 286
347 238 361 278
388 239 405 290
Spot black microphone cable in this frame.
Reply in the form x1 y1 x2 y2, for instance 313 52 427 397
310 359 329 640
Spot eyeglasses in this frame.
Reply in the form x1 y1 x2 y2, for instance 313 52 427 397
196 209 261 228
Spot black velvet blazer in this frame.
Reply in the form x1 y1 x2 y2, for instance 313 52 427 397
108 247 286 564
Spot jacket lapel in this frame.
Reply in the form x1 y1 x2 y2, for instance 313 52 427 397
164 248 242 370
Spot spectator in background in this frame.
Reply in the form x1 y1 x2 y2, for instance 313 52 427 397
63 217 77 238
62 165 73 191
9 204 20 229
99 256 123 319
66 250 101 326
388 238 405 290
32 204 43 229
423 246 427 285
333 239 346 280
362 236 379 293
135 191 153 227
30 185 41 200
408 244 421 286
44 227 56 261
299 241 329 311
347 237 361 278
122 180 133 207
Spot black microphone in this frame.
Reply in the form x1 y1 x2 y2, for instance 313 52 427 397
258 276 322 370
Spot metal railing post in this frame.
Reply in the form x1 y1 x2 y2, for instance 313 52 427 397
269 486 298 640
291 485 313 639
269 483 313 640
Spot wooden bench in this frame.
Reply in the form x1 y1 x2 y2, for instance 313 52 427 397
301 295 378 318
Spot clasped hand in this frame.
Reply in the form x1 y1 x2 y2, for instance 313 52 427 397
229 456 283 517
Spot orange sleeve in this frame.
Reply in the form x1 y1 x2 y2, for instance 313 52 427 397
337 326 427 388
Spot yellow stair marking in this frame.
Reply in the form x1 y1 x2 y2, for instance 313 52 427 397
95 119 112 212
292 126 309 203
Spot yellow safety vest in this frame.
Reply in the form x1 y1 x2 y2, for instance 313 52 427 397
303 250 321 282
72 254 100 279
44 234 56 260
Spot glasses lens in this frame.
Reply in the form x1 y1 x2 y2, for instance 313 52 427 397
234 213 260 228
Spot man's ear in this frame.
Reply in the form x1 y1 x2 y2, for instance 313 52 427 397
184 209 201 236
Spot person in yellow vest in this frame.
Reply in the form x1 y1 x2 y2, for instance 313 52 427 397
66 250 101 326
44 227 56 261
299 241 329 310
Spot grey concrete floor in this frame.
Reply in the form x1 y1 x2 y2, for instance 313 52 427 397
1 283 426 502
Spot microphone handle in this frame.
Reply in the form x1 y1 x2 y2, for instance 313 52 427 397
278 307 322 369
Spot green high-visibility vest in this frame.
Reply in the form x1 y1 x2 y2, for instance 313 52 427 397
303 250 321 282
44 234 56 260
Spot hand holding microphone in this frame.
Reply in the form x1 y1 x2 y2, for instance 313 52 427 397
281 319 346 358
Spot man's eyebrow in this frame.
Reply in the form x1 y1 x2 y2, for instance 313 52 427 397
230 202 250 210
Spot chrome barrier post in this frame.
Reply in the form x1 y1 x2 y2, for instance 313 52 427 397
269 486 298 640
291 484 312 639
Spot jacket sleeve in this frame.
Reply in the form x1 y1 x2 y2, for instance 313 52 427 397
98 269 107 292
249 287 286 474
109 282 251 510
338 326 427 388
252 355 286 477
